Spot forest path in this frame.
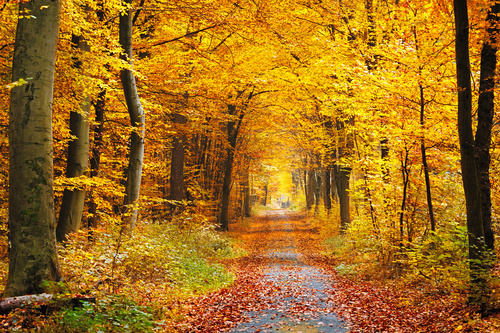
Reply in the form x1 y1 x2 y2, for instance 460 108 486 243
228 209 348 332
176 209 477 333
176 209 350 332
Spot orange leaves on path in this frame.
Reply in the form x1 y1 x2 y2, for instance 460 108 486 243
172 257 277 332
173 210 483 332
324 276 472 333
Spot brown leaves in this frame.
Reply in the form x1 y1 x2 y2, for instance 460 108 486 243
320 270 475 333
172 211 484 332
171 257 276 332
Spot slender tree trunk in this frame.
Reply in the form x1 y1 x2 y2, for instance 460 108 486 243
306 169 316 210
314 173 321 214
119 0 145 227
262 184 268 206
419 85 436 232
336 115 354 232
243 168 251 217
399 147 410 244
475 1 499 251
454 0 486 308
336 166 351 233
56 35 90 242
169 112 187 205
88 88 105 230
87 1 107 232
218 104 245 230
324 166 332 211
5 0 62 297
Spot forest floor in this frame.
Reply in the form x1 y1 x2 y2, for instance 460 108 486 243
172 209 500 333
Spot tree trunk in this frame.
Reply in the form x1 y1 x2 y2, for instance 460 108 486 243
218 104 245 230
243 168 251 217
314 173 321 214
119 0 145 227
306 169 316 210
399 147 410 244
335 115 354 232
169 113 187 205
87 2 107 232
454 0 486 308
324 166 332 211
475 1 499 251
336 166 351 233
56 35 90 242
262 184 268 206
88 88 105 230
419 85 436 232
5 0 62 297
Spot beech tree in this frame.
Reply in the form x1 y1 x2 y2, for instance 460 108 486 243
56 35 90 242
5 0 62 297
454 0 495 309
119 0 145 227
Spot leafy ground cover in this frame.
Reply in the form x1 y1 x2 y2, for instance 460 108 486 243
0 213 242 331
173 209 500 332
2 209 500 332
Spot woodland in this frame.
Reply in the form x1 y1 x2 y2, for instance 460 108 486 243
1 0 500 331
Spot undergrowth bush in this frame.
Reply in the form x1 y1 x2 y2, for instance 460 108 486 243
321 214 472 294
401 223 469 292
50 212 244 329
49 294 155 333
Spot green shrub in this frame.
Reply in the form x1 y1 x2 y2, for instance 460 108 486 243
53 295 154 333
402 223 469 291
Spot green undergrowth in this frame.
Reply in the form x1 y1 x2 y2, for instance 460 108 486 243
320 215 478 295
311 206 479 296
39 294 156 333
0 212 246 331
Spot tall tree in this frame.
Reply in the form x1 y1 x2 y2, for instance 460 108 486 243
119 0 145 227
56 35 91 242
335 115 354 232
454 0 486 308
168 98 187 210
5 0 62 297
475 1 500 251
218 99 247 231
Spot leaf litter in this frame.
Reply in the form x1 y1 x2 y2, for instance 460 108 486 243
172 210 489 332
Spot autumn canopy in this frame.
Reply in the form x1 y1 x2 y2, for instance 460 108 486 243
0 0 500 329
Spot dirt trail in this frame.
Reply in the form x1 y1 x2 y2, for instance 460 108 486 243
228 209 348 333
177 209 477 332
175 209 350 332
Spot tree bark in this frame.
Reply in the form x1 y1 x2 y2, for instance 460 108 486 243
119 0 145 227
218 104 245 230
5 0 62 297
399 147 410 244
169 112 187 205
419 84 436 232
88 88 105 230
0 294 96 315
336 115 354 232
306 169 316 210
324 166 332 211
454 0 486 308
243 168 251 217
56 35 90 242
262 184 268 206
314 173 321 214
335 166 351 233
475 1 499 251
